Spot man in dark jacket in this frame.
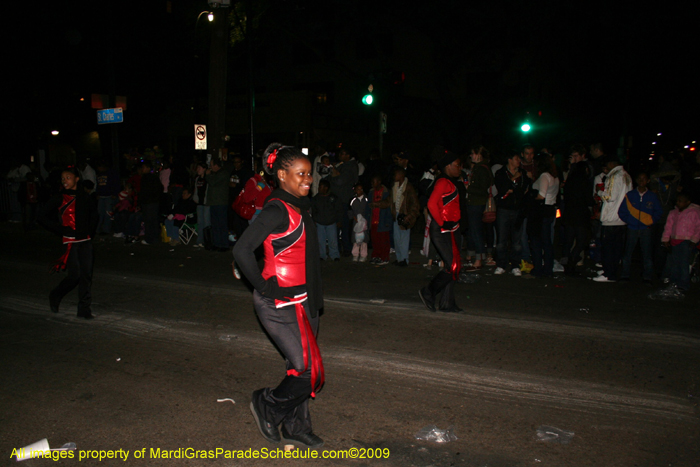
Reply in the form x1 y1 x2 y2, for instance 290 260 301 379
138 161 163 245
206 156 236 251
493 152 531 275
562 151 593 274
94 160 121 235
311 180 344 261
330 149 359 256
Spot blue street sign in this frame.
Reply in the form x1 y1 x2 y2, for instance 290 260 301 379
97 108 124 124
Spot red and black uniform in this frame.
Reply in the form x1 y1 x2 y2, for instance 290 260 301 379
38 189 98 317
233 189 323 437
421 175 464 312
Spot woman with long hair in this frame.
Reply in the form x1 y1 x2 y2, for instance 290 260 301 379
528 153 560 277
232 143 325 448
464 145 494 271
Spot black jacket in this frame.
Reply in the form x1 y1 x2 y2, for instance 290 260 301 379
494 166 531 210
562 161 592 226
38 190 99 241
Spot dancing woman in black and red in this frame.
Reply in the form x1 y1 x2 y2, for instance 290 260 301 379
419 151 465 313
38 166 98 319
233 143 325 448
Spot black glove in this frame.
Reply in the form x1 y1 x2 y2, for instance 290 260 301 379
262 277 307 301
441 220 458 231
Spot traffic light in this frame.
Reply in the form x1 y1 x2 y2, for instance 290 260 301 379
521 123 531 132
362 84 374 105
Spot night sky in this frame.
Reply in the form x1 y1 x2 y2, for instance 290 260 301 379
8 0 697 166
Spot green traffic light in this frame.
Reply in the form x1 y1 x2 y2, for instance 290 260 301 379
521 123 531 132
362 94 374 105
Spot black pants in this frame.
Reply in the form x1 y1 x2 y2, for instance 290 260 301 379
423 222 460 310
51 241 94 314
601 225 626 280
253 291 319 436
564 223 590 268
142 203 160 244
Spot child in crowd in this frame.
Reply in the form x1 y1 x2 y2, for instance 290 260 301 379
112 184 134 238
350 183 368 262
316 155 333 183
661 193 700 291
164 187 197 246
367 175 392 265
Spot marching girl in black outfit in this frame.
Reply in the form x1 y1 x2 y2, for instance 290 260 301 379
419 151 465 313
38 167 98 319
233 143 325 448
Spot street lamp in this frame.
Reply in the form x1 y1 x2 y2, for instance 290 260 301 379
196 10 214 24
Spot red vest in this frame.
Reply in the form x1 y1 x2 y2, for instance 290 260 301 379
432 178 460 232
261 200 307 308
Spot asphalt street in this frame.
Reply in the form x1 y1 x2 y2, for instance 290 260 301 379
1 223 699 466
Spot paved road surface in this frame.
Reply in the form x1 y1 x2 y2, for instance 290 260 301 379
1 225 699 466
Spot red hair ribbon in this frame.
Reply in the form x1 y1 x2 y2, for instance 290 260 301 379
267 149 278 170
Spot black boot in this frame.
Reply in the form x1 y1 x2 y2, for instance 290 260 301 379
250 389 281 443
49 294 60 313
418 287 436 312
77 309 95 319
281 426 324 448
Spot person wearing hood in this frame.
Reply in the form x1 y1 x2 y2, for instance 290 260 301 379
38 166 98 319
593 157 632 282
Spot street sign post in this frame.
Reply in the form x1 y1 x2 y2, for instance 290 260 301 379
97 108 123 124
195 124 207 150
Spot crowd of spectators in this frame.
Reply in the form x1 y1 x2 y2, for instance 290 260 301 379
4 142 700 296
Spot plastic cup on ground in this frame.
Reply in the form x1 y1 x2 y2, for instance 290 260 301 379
15 438 50 461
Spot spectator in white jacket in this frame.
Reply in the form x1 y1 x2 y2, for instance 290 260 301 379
593 157 632 282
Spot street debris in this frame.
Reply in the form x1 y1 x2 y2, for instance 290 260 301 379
15 440 76 462
458 273 480 284
414 425 458 443
536 425 574 444
217 398 236 404
649 285 685 301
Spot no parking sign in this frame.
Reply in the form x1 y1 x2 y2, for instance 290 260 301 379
195 124 207 150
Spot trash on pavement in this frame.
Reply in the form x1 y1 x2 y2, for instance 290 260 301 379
458 273 480 284
414 425 458 443
649 285 685 301
15 438 50 461
15 440 77 461
217 398 236 404
536 425 574 444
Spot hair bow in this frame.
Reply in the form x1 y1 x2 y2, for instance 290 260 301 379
267 149 278 170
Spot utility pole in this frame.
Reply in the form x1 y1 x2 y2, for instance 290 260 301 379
208 3 230 160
